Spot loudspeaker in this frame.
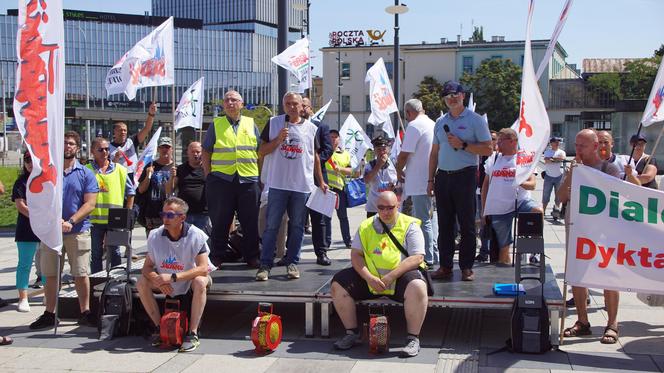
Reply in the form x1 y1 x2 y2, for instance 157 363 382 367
517 212 543 238
108 208 134 230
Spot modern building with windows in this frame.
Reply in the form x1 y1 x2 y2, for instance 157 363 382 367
321 36 579 128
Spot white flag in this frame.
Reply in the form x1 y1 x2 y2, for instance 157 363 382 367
175 77 204 130
511 0 550 186
381 117 401 163
105 17 174 100
311 99 332 123
14 0 65 253
468 92 476 112
271 37 311 93
366 58 398 125
641 58 664 126
340 114 373 169
535 0 573 80
134 127 163 186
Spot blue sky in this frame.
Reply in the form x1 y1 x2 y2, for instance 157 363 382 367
2 0 663 75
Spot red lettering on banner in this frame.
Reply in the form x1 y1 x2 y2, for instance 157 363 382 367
576 236 664 269
288 54 309 69
597 245 615 268
372 87 395 111
516 151 534 166
576 237 596 260
15 0 58 193
518 100 533 137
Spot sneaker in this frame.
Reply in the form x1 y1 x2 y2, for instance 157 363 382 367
287 263 300 279
475 254 488 263
400 336 420 357
31 276 43 289
255 266 270 281
150 327 162 347
17 298 30 313
78 310 97 327
179 331 200 352
333 332 359 350
30 311 57 330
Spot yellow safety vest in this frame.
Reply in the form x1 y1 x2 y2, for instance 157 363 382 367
325 149 351 190
358 214 423 295
210 116 259 177
86 163 127 224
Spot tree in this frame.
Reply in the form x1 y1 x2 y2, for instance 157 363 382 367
413 76 445 119
460 58 522 130
655 44 664 57
470 26 484 43
622 56 661 99
588 72 622 100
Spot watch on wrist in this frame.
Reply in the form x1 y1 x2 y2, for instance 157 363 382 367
67 218 75 225
462 142 468 150
171 273 177 282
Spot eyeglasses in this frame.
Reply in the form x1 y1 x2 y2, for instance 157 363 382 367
96 147 110 153
377 205 396 211
159 211 184 219
444 93 461 99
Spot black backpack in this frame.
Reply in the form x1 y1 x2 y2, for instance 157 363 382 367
98 277 134 339
507 292 552 354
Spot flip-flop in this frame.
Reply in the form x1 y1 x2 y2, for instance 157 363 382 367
600 326 619 344
0 336 13 346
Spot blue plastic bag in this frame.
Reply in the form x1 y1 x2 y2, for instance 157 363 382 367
345 178 367 207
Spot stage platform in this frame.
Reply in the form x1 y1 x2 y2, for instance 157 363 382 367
69 257 562 342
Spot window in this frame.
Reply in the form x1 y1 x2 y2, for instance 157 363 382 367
462 56 473 74
341 62 351 79
366 61 393 79
341 95 351 112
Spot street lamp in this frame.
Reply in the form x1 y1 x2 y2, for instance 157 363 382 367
76 24 91 160
385 1 408 130
336 51 343 129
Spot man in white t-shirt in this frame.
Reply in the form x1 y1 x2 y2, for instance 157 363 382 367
396 98 436 267
541 137 566 217
597 130 639 184
481 128 542 264
137 197 211 353
257 92 328 281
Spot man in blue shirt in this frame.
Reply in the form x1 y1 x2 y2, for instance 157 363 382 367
427 81 492 282
31 131 99 329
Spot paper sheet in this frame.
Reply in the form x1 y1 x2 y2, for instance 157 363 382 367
306 188 338 218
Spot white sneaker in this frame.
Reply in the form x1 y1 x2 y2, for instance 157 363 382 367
17 298 30 312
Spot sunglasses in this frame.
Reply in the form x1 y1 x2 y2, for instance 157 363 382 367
159 211 184 219
96 147 110 153
444 93 461 99
377 205 396 211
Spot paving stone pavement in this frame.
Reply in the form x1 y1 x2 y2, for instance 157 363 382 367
0 181 663 372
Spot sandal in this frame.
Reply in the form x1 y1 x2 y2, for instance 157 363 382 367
0 336 12 346
600 326 619 344
563 321 592 337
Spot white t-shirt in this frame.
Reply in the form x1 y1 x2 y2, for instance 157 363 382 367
608 153 637 179
263 115 318 193
364 159 398 213
542 148 566 178
147 224 209 296
401 114 435 197
483 152 531 216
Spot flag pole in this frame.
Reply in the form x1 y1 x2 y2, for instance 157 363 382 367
623 122 643 180
171 84 177 193
642 125 664 169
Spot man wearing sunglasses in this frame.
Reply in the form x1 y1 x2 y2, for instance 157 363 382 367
137 197 211 352
86 137 136 274
428 81 493 282
330 191 428 357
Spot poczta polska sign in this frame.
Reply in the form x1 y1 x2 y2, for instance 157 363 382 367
329 30 387 47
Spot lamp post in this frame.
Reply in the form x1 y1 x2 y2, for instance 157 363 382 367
385 1 408 131
77 25 91 161
277 0 288 114
0 63 6 165
336 51 343 129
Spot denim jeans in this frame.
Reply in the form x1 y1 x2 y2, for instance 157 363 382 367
186 213 211 235
91 224 121 274
542 174 563 206
260 188 310 267
410 194 437 265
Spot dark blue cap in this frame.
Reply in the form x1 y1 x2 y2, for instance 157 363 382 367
442 81 464 96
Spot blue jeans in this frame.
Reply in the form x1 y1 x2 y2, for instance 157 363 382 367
260 188 310 267
186 213 211 235
411 195 437 265
91 224 121 274
542 174 563 206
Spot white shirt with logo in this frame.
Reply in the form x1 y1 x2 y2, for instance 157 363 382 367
483 153 531 216
109 136 139 174
401 114 435 197
263 115 318 194
608 153 637 179
542 148 566 178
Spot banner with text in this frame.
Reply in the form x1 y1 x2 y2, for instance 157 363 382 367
566 165 664 294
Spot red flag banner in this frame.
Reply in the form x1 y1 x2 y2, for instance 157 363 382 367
13 0 65 253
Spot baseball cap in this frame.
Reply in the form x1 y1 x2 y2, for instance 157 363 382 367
158 137 173 147
371 135 394 147
630 133 647 144
549 136 562 143
442 81 464 96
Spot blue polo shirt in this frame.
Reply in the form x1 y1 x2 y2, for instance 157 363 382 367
433 108 491 171
63 160 99 234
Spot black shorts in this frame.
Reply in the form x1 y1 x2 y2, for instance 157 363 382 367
332 267 424 303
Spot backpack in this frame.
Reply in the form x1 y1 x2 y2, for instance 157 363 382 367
98 277 133 340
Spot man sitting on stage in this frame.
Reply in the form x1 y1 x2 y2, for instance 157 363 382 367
137 197 210 352
330 191 428 357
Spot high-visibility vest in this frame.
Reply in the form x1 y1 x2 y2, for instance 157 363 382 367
325 149 351 190
358 214 423 295
86 162 127 224
210 116 259 177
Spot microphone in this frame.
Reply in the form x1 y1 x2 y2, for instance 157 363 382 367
284 115 290 143
443 124 457 151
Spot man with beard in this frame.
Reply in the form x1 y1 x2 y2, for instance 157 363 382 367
30 131 99 329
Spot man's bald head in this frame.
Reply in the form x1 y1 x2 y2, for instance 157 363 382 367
575 129 600 164
377 191 398 206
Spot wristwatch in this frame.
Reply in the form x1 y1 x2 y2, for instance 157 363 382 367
462 142 468 150
67 218 75 225
171 273 177 282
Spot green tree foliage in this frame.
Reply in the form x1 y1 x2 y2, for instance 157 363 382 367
470 26 484 42
654 44 664 57
460 58 522 131
413 76 446 119
588 72 622 100
622 56 661 99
